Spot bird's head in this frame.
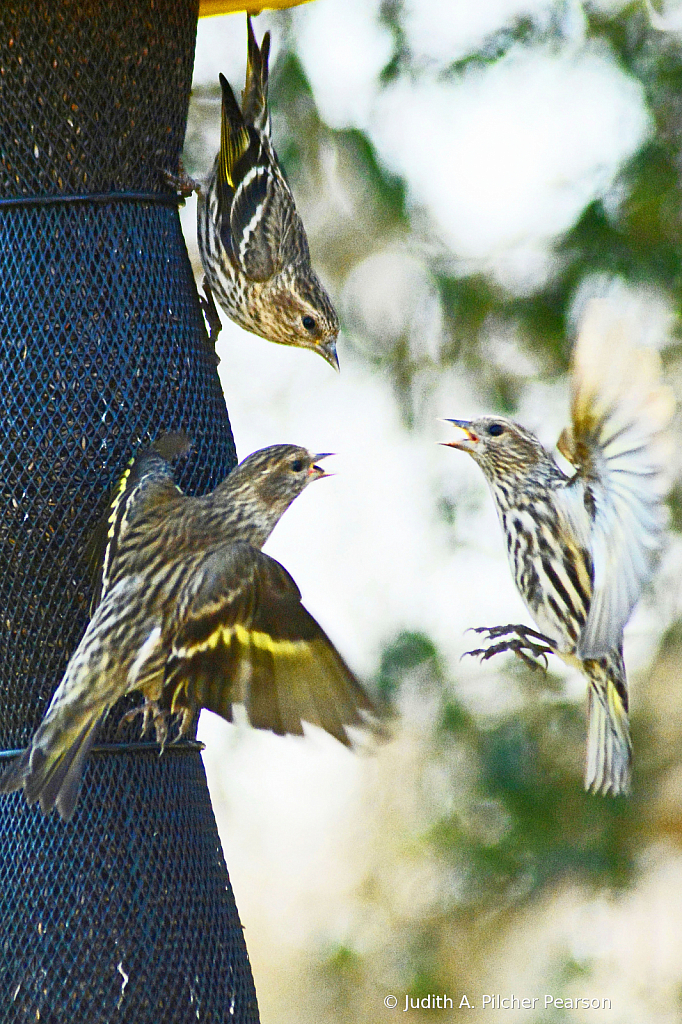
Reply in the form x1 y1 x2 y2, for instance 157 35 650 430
261 269 340 370
440 416 547 483
247 443 331 498
224 444 333 545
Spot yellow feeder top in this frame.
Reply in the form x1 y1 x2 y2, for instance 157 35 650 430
199 0 312 15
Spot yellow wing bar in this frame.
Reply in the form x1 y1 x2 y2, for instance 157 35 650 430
199 0 313 16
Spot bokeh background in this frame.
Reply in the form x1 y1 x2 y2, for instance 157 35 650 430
183 2 682 1020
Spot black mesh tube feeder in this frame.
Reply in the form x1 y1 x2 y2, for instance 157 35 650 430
0 2 261 1019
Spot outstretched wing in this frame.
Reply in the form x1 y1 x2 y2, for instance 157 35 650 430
557 299 674 657
163 543 377 745
87 433 189 611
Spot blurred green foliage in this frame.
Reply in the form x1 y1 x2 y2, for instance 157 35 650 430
381 630 636 915
185 1 682 400
313 621 656 1014
376 630 443 702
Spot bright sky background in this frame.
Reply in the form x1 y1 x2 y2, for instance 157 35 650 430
185 3 681 1019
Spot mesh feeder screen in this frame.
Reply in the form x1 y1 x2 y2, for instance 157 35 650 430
0 2 259 1020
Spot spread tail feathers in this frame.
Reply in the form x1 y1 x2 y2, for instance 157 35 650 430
0 713 100 821
584 659 631 796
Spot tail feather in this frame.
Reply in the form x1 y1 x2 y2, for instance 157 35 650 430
0 748 31 796
0 713 101 821
243 16 270 132
584 662 631 796
2 576 154 820
28 719 100 821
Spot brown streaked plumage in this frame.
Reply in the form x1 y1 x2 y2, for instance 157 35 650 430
442 298 674 797
0 440 377 820
197 15 340 368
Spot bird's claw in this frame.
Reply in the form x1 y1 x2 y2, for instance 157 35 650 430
118 700 170 748
467 623 553 644
463 624 556 672
163 160 201 201
118 701 155 736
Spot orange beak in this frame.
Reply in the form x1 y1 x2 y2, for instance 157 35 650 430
439 419 479 452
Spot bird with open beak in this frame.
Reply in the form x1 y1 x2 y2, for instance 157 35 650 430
441 298 674 797
0 437 377 820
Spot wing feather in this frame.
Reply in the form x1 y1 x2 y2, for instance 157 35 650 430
559 298 674 657
86 433 189 611
218 73 251 192
164 544 376 744
216 39 305 283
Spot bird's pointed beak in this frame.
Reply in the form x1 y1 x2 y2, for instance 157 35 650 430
320 338 339 372
309 453 335 479
439 418 479 452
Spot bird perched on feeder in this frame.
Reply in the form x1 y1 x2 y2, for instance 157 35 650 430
441 298 674 797
195 15 340 368
0 437 376 820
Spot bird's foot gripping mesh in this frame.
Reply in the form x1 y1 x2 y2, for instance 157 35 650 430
0 2 259 1020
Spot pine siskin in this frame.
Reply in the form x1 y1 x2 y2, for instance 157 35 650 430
1 437 376 820
196 16 340 368
442 298 675 796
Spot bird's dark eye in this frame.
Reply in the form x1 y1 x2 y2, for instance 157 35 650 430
302 315 316 332
291 459 305 472
487 423 505 437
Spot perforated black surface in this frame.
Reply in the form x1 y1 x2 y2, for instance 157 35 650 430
0 200 238 747
0 752 259 1023
0 0 193 197
0 2 259 1021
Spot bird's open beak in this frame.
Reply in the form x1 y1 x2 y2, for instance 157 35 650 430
309 453 335 479
320 338 340 372
439 419 479 452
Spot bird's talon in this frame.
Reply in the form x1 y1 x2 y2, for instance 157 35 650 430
512 647 549 672
118 700 162 739
463 625 554 673
152 709 171 750
163 161 200 200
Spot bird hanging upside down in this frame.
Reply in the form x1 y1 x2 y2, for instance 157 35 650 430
195 15 340 367
0 437 378 820
442 298 675 797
